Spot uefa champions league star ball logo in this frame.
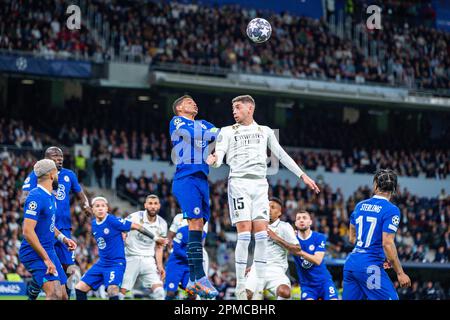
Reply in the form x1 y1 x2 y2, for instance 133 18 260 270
28 201 37 211
392 216 400 226
246 18 272 43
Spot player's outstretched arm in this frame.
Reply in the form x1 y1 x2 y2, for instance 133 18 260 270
267 129 320 193
267 228 301 255
76 191 93 216
54 228 77 251
382 232 411 288
131 223 169 246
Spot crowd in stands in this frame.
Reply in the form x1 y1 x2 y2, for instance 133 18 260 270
0 147 449 298
0 1 449 90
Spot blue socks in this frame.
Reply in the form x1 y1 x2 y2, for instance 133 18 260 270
27 277 41 300
187 230 205 281
75 289 87 300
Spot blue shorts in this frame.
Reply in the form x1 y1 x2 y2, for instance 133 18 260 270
54 229 75 266
164 256 190 293
172 173 210 221
81 261 126 291
301 280 338 300
342 267 399 300
22 251 67 287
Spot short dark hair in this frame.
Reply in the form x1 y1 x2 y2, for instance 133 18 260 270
172 95 193 115
232 95 255 106
269 197 283 207
373 169 398 194
45 146 63 158
296 210 311 217
145 194 160 202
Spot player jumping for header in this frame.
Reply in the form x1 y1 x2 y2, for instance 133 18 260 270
169 95 220 298
207 95 320 300
343 169 411 300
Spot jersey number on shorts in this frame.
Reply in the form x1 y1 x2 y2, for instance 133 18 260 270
109 271 115 283
355 216 377 247
232 197 245 210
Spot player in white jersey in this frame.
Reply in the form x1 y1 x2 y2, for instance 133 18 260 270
120 195 169 300
245 198 298 300
207 95 320 300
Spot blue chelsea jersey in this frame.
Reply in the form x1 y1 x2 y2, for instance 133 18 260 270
169 116 219 180
293 231 333 287
344 195 401 271
91 214 132 265
22 168 81 230
19 186 58 262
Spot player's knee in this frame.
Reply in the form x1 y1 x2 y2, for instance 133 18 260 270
277 285 291 299
246 289 253 300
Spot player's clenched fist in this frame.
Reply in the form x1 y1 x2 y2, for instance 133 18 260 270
397 272 411 288
206 154 217 166
64 238 77 251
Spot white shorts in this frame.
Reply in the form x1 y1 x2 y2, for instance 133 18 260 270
245 265 291 296
227 177 269 225
122 255 162 291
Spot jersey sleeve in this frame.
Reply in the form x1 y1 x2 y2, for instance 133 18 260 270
283 223 299 245
23 194 42 221
69 170 82 193
170 116 193 141
267 128 305 178
202 120 220 142
161 220 168 237
22 172 37 191
110 216 133 232
169 215 181 233
382 206 401 234
349 210 356 226
212 128 230 168
315 233 327 253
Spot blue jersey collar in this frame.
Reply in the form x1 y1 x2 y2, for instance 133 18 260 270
37 184 52 196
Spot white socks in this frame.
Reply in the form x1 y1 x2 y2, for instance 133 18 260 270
253 230 268 296
235 231 251 288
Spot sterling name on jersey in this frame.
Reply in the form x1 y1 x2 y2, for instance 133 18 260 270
345 195 401 271
214 121 303 179
22 168 81 230
125 211 168 257
267 219 298 271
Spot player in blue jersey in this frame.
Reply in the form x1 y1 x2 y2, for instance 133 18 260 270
74 196 163 300
290 211 338 300
343 169 411 300
21 146 92 299
164 213 209 300
169 95 219 298
19 159 77 300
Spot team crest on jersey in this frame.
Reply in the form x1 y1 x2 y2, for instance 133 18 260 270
309 244 315 251
28 201 37 211
24 177 30 183
176 233 183 240
200 123 207 129
302 292 307 298
97 237 106 249
193 207 201 215
64 175 70 182
392 216 400 226
104 228 110 235
55 184 66 200
169 283 175 289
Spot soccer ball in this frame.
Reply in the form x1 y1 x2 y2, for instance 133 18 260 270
246 18 272 43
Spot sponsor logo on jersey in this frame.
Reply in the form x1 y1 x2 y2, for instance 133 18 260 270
301 258 313 269
97 237 106 249
55 184 66 200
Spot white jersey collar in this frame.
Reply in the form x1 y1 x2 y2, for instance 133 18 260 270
373 195 390 202
37 184 52 196
96 214 109 225
297 229 313 241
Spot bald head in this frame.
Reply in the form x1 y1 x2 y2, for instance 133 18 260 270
45 146 63 170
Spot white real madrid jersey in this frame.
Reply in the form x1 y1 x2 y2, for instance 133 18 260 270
125 211 168 257
214 121 304 179
266 219 299 271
